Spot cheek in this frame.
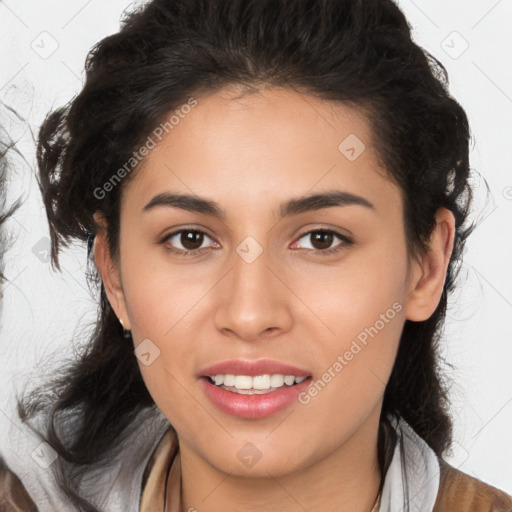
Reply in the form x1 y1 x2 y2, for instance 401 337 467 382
296 240 408 405
121 247 214 338
294 286 405 445
297 237 408 335
119 251 216 416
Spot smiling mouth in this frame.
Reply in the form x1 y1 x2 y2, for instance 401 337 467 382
206 374 310 395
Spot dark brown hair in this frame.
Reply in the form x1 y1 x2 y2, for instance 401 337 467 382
18 0 475 510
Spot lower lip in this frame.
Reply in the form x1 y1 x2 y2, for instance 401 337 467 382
200 377 312 419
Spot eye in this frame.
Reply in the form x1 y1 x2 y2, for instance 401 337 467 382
160 229 218 255
292 229 353 255
160 227 353 257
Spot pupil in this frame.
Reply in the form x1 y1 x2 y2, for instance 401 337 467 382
312 232 332 250
182 231 203 250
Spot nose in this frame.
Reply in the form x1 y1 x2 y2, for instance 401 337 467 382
214 242 293 343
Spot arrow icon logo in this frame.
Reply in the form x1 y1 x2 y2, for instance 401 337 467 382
338 134 366 162
236 236 263 263
134 339 161 366
441 31 469 60
237 442 263 468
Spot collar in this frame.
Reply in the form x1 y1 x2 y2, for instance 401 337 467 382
139 427 179 511
139 414 437 512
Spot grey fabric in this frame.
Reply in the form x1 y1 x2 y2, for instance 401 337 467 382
4 406 170 512
3 408 439 511
380 413 440 512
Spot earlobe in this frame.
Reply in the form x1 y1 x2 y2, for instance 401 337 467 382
92 213 131 330
404 208 456 322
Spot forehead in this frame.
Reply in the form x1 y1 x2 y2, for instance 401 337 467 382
121 85 399 216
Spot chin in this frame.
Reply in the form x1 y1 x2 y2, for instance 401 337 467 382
201 444 309 479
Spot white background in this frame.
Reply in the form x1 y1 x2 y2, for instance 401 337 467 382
0 0 511 496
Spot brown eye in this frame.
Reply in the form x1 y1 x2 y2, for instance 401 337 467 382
310 231 334 250
161 229 218 255
293 229 353 256
179 230 204 250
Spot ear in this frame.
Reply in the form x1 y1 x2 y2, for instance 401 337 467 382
93 212 131 330
404 207 456 322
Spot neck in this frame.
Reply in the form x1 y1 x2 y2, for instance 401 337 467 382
173 408 383 512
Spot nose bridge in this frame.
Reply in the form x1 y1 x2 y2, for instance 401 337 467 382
232 235 272 297
214 234 291 339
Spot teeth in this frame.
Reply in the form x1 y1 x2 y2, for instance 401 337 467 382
284 375 295 386
253 374 271 390
234 375 253 389
223 374 235 387
270 374 284 387
208 373 307 391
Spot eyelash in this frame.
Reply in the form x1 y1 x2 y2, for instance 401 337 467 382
159 228 353 257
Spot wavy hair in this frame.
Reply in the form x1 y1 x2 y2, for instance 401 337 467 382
18 0 475 510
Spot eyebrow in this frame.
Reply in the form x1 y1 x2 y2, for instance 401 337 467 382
142 190 375 219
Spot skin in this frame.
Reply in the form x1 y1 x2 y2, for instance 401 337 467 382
94 85 455 512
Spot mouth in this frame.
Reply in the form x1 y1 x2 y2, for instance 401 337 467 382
198 359 313 418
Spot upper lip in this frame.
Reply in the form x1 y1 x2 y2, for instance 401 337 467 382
199 359 311 378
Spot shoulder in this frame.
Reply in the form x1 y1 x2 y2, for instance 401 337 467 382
0 455 38 512
433 457 512 512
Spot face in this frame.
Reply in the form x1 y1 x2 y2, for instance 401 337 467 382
96 85 452 479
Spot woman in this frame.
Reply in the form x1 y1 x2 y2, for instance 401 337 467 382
1 0 511 510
